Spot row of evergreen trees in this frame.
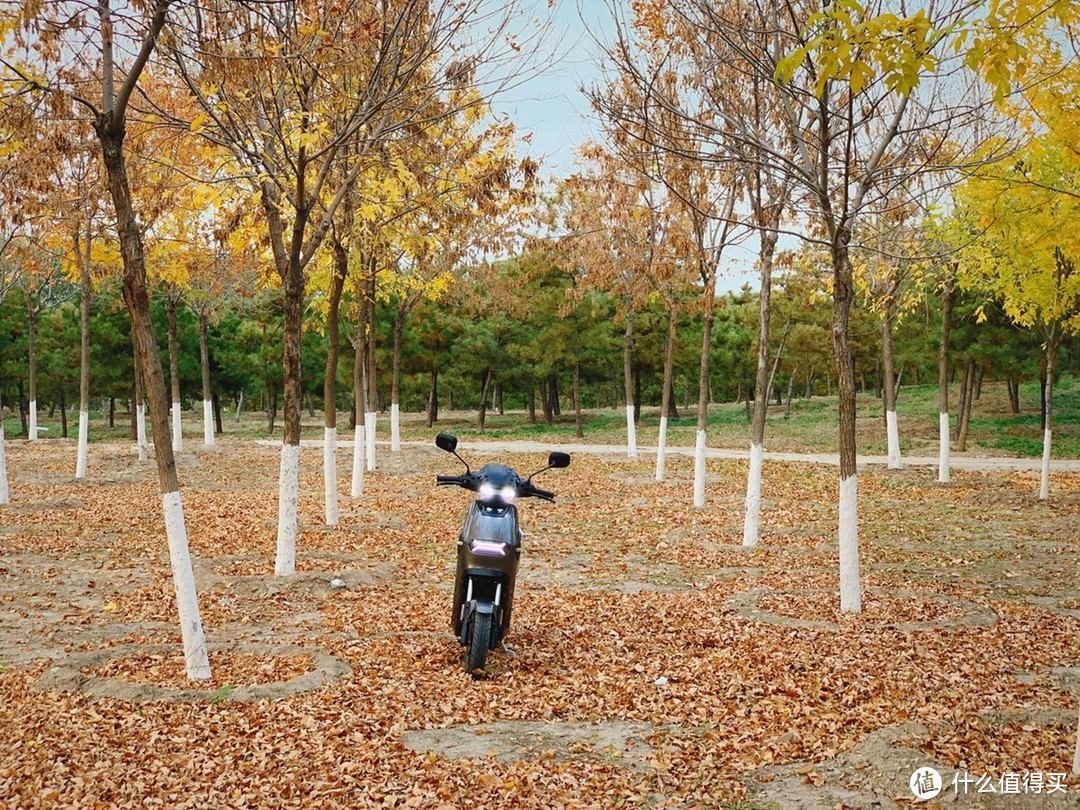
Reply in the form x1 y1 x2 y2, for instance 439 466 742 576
1 258 1074 433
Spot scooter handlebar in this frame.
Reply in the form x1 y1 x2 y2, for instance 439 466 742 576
436 474 470 486
525 485 555 502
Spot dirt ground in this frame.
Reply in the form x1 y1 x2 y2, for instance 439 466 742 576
0 437 1078 808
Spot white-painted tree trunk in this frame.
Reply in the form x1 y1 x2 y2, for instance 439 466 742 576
693 430 707 508
743 442 764 547
839 474 861 612
391 403 401 452
136 404 148 461
885 410 902 470
365 412 377 471
28 401 37 441
324 427 338 526
161 490 211 679
1039 428 1052 500
202 400 214 446
234 390 243 422
75 409 89 479
937 412 950 484
0 421 9 504
655 416 668 481
171 401 183 452
275 444 301 576
351 424 365 497
625 405 638 459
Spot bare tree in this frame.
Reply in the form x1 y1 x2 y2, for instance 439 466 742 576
160 0 550 573
3 0 213 677
590 0 1000 610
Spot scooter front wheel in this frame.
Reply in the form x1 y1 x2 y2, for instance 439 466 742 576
465 609 493 673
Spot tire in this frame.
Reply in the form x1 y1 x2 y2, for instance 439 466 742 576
465 609 492 673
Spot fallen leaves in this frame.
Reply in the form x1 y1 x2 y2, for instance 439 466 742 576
87 650 316 690
0 441 1077 807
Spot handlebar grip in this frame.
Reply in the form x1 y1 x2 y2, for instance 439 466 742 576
436 475 461 485
530 486 555 501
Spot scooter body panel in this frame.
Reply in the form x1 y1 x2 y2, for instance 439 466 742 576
435 435 567 670
452 502 521 644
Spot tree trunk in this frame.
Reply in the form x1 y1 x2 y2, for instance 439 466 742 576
60 389 69 439
129 380 138 441
622 305 637 458
391 301 405 452
323 240 346 526
426 366 438 429
0 392 8 504
1039 369 1047 431
97 113 209 680
109 396 115 428
365 268 378 472
212 392 222 435
957 359 976 451
235 390 243 422
527 385 536 425
76 245 92 478
656 300 678 481
275 226 306 574
539 380 552 425
633 366 641 423
573 363 583 438
268 389 277 434
744 228 777 542
694 261 717 509
166 286 183 453
831 236 861 613
26 304 38 441
785 372 795 419
18 381 27 438
881 307 901 470
497 383 504 416
351 335 366 497
1039 341 1057 500
974 366 984 400
551 377 561 416
478 366 494 430
1007 376 1021 414
199 305 214 446
938 276 956 482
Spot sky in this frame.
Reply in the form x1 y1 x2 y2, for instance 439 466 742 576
487 1 761 292
488 1 614 178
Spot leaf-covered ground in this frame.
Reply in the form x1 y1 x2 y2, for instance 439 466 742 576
0 438 1078 808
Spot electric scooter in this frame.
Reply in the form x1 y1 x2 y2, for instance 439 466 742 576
435 433 570 672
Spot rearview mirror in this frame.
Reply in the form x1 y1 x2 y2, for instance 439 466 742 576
548 451 570 469
436 433 458 453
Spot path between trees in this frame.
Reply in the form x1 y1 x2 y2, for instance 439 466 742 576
260 438 1080 472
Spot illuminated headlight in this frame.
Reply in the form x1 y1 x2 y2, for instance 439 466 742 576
469 539 509 557
478 483 496 501
499 485 517 503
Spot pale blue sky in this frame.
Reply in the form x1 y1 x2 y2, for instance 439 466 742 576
488 1 760 292
489 1 613 178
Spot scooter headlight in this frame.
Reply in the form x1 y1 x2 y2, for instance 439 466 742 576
469 539 509 557
477 482 516 504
